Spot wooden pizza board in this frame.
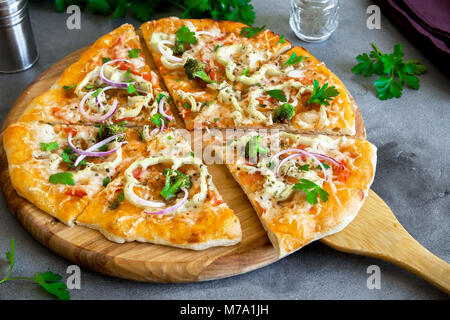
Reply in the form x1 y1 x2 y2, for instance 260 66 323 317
0 43 371 283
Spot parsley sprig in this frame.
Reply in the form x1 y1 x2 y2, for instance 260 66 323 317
54 0 255 25
292 179 329 205
352 43 426 100
266 89 287 102
306 80 339 106
240 25 266 38
0 239 70 300
284 52 308 66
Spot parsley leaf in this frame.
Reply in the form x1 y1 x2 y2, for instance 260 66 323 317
62 84 76 91
266 89 287 102
34 271 70 300
176 25 197 45
127 48 141 58
62 146 86 167
240 25 266 38
306 79 339 106
49 172 75 186
40 142 59 151
102 177 111 187
292 179 329 205
284 52 308 66
136 128 144 142
102 57 111 64
278 35 286 44
150 113 168 128
352 43 426 100
242 67 250 76
0 239 70 300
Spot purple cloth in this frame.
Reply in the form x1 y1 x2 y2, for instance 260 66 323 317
373 0 449 72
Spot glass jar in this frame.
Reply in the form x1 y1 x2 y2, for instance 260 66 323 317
289 0 339 43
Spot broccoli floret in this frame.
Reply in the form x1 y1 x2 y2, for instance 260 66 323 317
273 103 295 123
104 122 127 140
160 168 192 200
172 40 185 55
245 135 269 161
184 58 213 83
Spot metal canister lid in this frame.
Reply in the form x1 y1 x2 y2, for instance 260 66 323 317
0 0 26 16
0 0 27 27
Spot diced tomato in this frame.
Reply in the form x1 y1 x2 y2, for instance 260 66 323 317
208 190 223 206
133 167 143 179
65 187 87 197
63 127 78 136
334 160 349 182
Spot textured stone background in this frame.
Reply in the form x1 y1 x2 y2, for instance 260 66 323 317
0 0 448 299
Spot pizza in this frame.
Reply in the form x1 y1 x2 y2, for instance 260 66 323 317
217 131 376 257
141 17 357 135
76 129 241 249
19 24 172 127
3 21 377 255
3 121 145 226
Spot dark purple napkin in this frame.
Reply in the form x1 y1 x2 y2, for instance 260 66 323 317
373 0 449 72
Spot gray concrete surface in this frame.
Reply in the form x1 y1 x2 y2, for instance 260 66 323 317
0 0 448 300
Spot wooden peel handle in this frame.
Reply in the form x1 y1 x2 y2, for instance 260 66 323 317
322 190 450 295
383 227 450 295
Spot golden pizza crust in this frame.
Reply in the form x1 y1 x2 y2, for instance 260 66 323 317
225 135 377 257
19 24 164 126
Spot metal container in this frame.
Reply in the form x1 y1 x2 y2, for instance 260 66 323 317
0 0 38 73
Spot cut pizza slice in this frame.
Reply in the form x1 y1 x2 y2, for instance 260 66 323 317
141 17 292 130
3 121 146 226
219 130 376 257
19 24 172 127
76 129 242 250
232 46 359 135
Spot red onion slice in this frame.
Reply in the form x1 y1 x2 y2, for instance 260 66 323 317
144 188 188 215
158 96 173 121
125 182 166 209
95 86 116 110
80 91 119 122
310 152 342 168
272 148 328 180
158 40 184 63
69 133 125 166
99 59 134 88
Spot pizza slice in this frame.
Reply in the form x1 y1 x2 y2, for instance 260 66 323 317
218 130 376 257
76 129 242 250
3 121 146 226
19 24 172 127
141 17 291 130
230 46 358 135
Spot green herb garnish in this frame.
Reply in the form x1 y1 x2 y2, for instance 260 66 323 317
49 172 75 186
306 79 339 106
278 35 286 44
284 52 308 66
128 48 141 58
102 177 110 187
292 179 329 205
240 25 266 38
160 168 192 200
0 239 70 300
242 67 250 76
352 43 426 100
266 89 287 102
62 84 76 91
40 142 59 151
245 135 268 161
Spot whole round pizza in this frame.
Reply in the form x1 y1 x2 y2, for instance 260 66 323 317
3 18 376 258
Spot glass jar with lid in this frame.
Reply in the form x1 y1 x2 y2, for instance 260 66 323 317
289 0 340 43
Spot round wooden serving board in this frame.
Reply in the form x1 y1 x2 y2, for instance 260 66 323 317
0 45 373 283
